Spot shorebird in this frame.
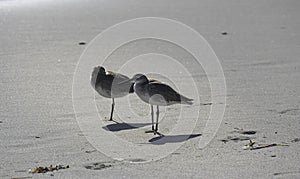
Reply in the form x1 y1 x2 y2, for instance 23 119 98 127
127 74 193 135
90 66 134 121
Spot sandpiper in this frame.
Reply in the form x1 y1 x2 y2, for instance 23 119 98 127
90 66 134 121
128 74 193 135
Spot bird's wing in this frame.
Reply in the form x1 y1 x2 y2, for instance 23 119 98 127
147 82 182 103
148 81 193 104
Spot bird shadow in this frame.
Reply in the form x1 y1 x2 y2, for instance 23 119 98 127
148 134 201 145
103 122 152 132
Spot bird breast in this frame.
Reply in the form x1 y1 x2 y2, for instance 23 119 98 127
133 82 151 103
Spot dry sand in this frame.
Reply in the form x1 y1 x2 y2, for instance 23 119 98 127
0 0 299 178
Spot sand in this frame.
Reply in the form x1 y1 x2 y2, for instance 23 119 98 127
0 0 299 178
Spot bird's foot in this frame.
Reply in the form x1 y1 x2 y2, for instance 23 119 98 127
145 130 155 134
104 117 119 123
145 130 163 136
109 119 120 124
154 131 164 136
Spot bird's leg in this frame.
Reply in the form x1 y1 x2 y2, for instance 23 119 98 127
145 105 155 133
109 98 115 121
151 105 154 131
155 105 159 133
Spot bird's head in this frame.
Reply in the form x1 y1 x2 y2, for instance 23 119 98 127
91 66 105 88
125 74 148 93
133 74 148 84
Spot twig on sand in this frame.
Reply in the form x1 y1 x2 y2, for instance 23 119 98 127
243 140 288 150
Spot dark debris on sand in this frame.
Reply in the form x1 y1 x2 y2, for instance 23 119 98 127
221 136 252 143
29 165 69 174
78 41 86 45
232 128 257 135
291 138 300 142
84 162 112 170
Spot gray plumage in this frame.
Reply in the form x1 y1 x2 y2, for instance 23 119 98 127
133 75 193 106
132 74 193 134
90 66 133 120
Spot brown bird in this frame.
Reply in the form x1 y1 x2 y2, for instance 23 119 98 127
125 74 193 135
90 66 134 121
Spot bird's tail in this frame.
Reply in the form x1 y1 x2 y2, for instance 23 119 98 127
180 95 193 105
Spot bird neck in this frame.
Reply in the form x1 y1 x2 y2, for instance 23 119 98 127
134 80 148 91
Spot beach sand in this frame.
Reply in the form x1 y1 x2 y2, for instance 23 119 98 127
0 0 299 178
